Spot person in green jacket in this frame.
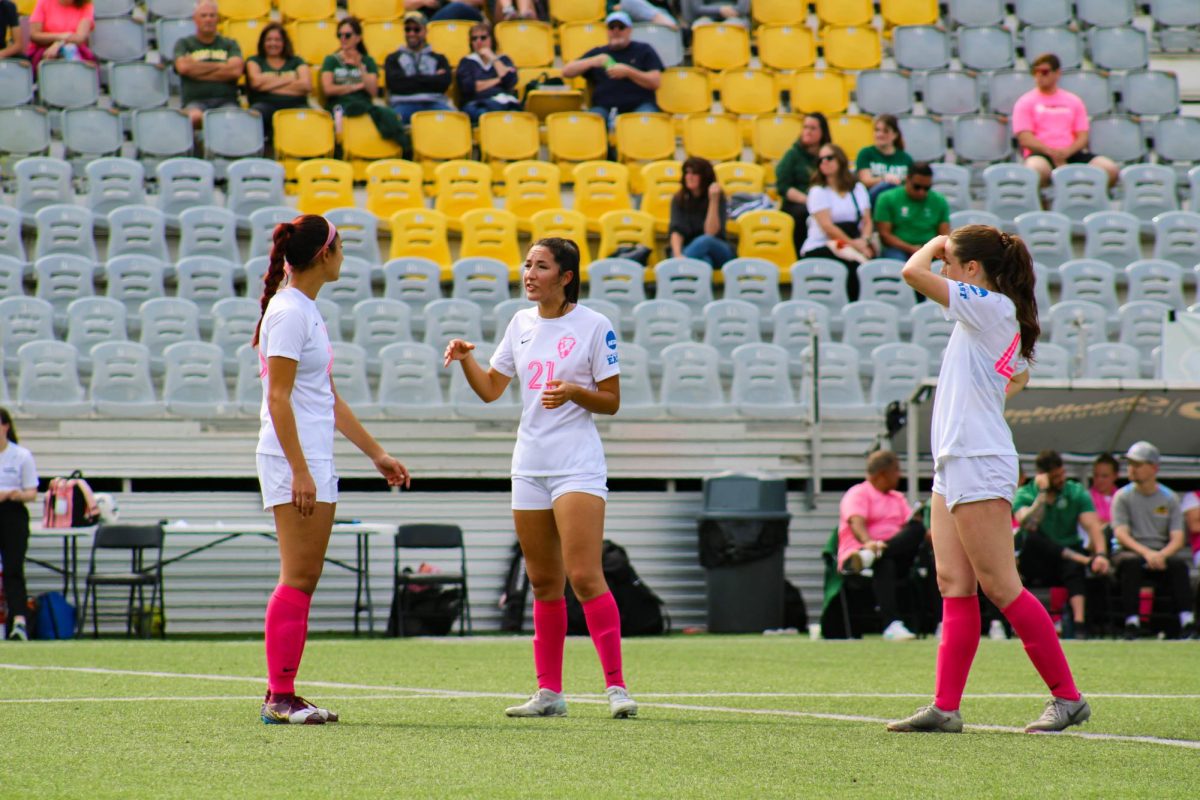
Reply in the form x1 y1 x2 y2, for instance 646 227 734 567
775 112 830 255
319 16 408 156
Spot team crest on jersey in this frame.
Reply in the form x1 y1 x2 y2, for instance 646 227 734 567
557 335 576 358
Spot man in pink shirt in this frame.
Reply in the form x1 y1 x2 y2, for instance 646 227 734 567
838 450 924 641
1011 53 1118 188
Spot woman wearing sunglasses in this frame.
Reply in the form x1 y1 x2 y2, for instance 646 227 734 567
455 22 520 124
319 16 408 153
799 143 875 301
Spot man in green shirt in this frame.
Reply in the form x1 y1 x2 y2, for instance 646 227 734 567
874 162 951 262
173 1 243 129
1013 450 1111 638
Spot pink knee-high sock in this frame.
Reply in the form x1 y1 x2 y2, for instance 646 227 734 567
934 595 981 712
532 597 567 694
1002 589 1081 701
264 583 312 696
582 591 624 689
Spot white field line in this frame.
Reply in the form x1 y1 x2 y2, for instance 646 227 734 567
2 664 1199 750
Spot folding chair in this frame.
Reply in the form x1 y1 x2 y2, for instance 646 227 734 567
80 523 166 639
392 524 471 636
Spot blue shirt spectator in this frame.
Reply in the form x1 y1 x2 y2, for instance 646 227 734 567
455 22 520 124
562 11 662 127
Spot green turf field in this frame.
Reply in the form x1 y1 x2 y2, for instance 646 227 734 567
1 636 1197 798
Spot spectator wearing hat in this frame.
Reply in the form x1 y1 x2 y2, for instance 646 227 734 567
562 11 662 129
385 11 454 125
682 0 749 27
1110 441 1196 640
404 0 485 22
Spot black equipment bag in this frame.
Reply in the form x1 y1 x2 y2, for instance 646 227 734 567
564 540 669 636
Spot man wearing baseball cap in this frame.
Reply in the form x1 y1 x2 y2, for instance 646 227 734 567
562 10 663 128
1110 441 1196 639
384 11 454 124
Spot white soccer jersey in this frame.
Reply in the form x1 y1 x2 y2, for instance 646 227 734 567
0 443 38 492
491 304 620 476
930 278 1027 462
256 287 336 461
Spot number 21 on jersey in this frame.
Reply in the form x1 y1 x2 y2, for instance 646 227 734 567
527 360 557 389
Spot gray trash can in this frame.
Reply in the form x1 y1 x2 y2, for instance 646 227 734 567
697 473 791 633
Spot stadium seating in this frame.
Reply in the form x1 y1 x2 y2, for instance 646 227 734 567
893 25 950 75
459 210 521 272
546 112 608 173
352 299 414 374
610 341 658 418
156 158 216 227
226 160 287 225
530 209 592 268
1126 260 1186 310
248 206 297 258
841 301 902 375
365 160 426 221
573 161 633 231
34 205 98 262
66 297 128 366
722 258 782 327
755 24 816 75
90 341 164 418
425 21 471 67
377 342 444 420
16 340 91 417
702 299 761 375
1152 212 1200 269
690 22 750 73
660 342 732 419
479 111 540 179
822 26 882 72
870 343 930 409
504 161 563 231
178 207 240 264
597 210 656 266
1119 165 1178 229
654 259 715 329
1051 164 1111 231
325 208 381 264
559 21 606 63
382 257 443 331
272 108 335 182
342 114 405 182
591 259 647 330
735 212 796 269
433 160 494 227
296 159 355 216
729 342 799 419
1082 211 1142 270
495 20 555 69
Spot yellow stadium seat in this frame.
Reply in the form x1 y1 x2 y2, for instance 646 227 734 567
880 0 939 27
410 110 473 182
691 22 750 73
715 162 765 195
347 0 401 22
598 210 656 265
718 68 780 143
736 210 797 269
790 70 849 115
572 161 632 231
640 160 682 234
516 68 586 120
504 161 563 231
614 112 676 193
366 159 426 220
559 21 607 64
295 159 354 216
479 111 541 180
546 112 609 176
426 20 472 69
495 20 555 69
362 21 406 67
279 0 336 23
460 208 522 271
550 0 605 23
530 208 592 270
682 113 742 163
751 0 805 25
751 114 803 164
815 0 872 28
656 67 712 134
273 109 336 183
433 160 494 230
221 0 271 22
389 209 451 268
342 114 405 182
756 24 817 75
286 19 338 68
822 26 882 72
829 114 874 161
220 18 270 63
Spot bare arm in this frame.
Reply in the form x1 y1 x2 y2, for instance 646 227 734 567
1114 523 1154 560
247 61 291 93
901 234 951 306
1016 130 1054 158
542 374 620 415
287 65 313 94
562 53 606 79
332 384 411 489
608 63 660 91
1160 527 1186 559
1077 510 1111 573
362 68 378 97
811 209 845 242
66 16 92 45
785 187 807 204
1005 369 1029 400
0 23 22 58
848 515 886 554
0 488 38 503
857 168 882 188
877 221 919 256
321 70 366 97
1064 130 1088 158
703 191 722 237
669 231 684 258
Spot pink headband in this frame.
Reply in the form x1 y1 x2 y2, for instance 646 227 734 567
282 219 338 275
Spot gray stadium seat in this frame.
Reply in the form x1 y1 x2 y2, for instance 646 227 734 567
1121 71 1180 120
146 0 194 16
1082 211 1142 270
423 298 484 351
1118 301 1170 371
1032 261 1053 311
909 302 954 370
951 115 1011 166
870 342 929 409
1150 0 1200 52
91 18 148 64
947 0 1004 27
1047 300 1109 354
1084 343 1140 381
1087 115 1147 165
770 300 832 372
1119 165 1178 229
950 209 1002 230
234 344 262 416
325 257 375 336
156 158 215 227
325 207 381 264
491 298 534 343
1030 341 1070 380
841 300 901 375
163 341 228 419
248 205 296 258
1076 0 1135 27
0 59 33 108
226 159 287 225
1050 165 1110 230
108 62 170 116
178 206 241 263
38 60 99 110
983 164 1040 228
660 342 732 420
0 208 24 265
35 254 96 330
176 255 238 331
1014 0 1071 27
352 298 414 374
1058 70 1113 117
16 341 91 417
377 342 445 420
930 163 971 212
132 108 194 164
0 255 23 297
985 69 1034 117
957 26 1014 73
105 255 167 322
0 296 55 371
730 343 798 420
1192 168 1200 217
654 258 714 331
1015 211 1073 269
86 159 147 226
580 298 623 336
202 108 265 169
1126 260 1186 310
65 297 128 368
854 70 912 117
701 299 761 375
893 25 950 74
722 258 781 330
62 108 124 169
316 298 342 342
107 206 170 263
447 341 518 421
1059 260 1118 319
210 297 260 373
797 342 875 419
14 157 72 227
790 258 849 319
631 23 683 68
90 341 164 418
587 258 646 331
383 257 443 335
896 114 945 164
1152 212 1200 271
924 71 980 119
139 297 202 373
856 259 914 318
608 341 658 419
1088 27 1148 73
243 256 269 300
156 17 196 67
1022 26 1082 71
633 298 693 371
0 107 51 171
452 258 513 335
34 205 98 262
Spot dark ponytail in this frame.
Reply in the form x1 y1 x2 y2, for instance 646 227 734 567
251 214 336 347
531 237 580 311
950 224 1041 361
0 406 17 444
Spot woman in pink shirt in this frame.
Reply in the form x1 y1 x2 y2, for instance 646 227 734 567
26 0 95 72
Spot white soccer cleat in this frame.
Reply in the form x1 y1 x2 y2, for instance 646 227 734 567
606 686 638 719
988 620 1008 641
882 620 917 641
505 688 567 718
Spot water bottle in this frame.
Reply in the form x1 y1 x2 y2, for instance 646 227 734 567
61 43 79 61
333 104 344 136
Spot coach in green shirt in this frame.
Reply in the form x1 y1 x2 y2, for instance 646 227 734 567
1013 450 1111 638
874 162 951 262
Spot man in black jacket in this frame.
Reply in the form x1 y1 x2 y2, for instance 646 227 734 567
385 11 454 124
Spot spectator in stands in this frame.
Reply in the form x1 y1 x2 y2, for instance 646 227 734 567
857 115 913 205
384 11 454 125
682 0 749 26
669 156 733 269
837 450 925 641
1012 450 1111 638
875 163 951 263
245 23 311 145
174 1 243 130
1178 489 1200 570
799 143 875 301
0 0 25 61
776 112 831 257
495 0 542 21
1110 441 1196 639
0 407 38 642
455 22 520 124
609 0 678 29
1089 452 1119 528
562 11 662 129
1012 53 1119 188
320 16 408 154
26 0 95 72
405 0 485 23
